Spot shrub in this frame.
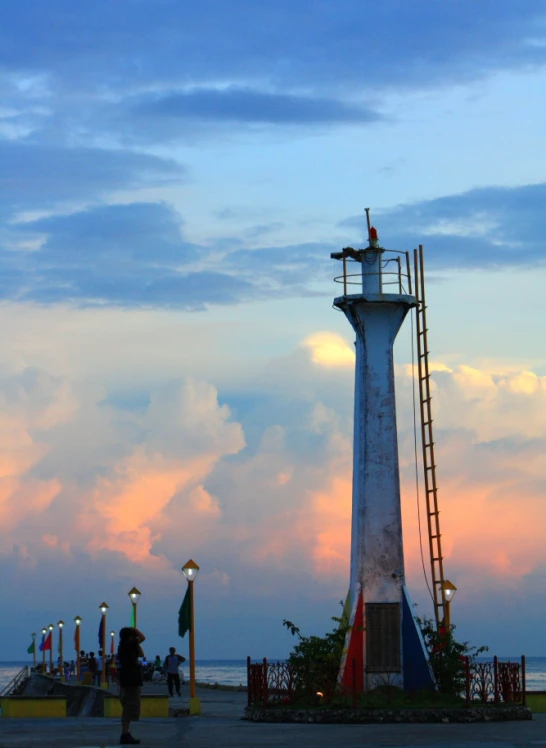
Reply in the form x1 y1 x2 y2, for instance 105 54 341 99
418 616 488 695
282 611 349 703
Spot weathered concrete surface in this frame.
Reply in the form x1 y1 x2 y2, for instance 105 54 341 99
0 685 545 747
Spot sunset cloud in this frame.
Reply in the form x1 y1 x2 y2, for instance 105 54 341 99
0 316 544 656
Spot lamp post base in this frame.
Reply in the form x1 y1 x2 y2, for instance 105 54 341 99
189 697 201 715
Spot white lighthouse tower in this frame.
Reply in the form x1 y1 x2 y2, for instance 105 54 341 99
332 217 432 692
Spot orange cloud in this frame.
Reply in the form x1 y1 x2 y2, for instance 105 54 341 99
302 332 355 367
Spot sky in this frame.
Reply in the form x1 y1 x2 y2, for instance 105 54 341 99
1 0 546 662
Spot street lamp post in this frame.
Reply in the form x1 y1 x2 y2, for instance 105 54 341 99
58 621 65 680
99 603 109 688
182 559 200 716
41 628 47 670
74 616 82 680
48 624 55 674
31 633 36 669
128 587 141 627
441 580 457 629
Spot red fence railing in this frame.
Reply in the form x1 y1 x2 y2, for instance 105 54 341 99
464 656 526 707
247 656 526 708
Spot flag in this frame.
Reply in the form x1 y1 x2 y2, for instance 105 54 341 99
38 633 46 652
98 617 104 648
74 625 80 653
130 604 136 627
178 587 191 638
27 639 35 654
42 632 52 651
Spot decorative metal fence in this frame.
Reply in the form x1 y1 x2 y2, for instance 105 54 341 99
247 656 526 708
464 656 526 707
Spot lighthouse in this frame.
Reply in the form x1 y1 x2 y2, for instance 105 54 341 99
332 217 433 692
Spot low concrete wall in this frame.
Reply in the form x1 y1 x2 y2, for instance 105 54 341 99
104 695 169 718
20 673 108 717
20 675 171 719
1 696 66 719
245 705 532 723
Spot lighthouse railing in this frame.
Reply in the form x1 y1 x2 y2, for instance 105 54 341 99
332 249 413 296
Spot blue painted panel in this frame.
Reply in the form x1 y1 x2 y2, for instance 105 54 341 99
402 587 435 691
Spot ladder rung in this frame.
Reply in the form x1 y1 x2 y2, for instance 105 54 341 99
431 534 441 539
425 465 436 470
424 442 434 448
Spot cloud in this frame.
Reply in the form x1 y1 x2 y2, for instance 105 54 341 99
128 86 381 127
0 372 245 567
0 141 184 218
341 182 546 268
302 332 355 367
6 179 546 310
3 202 261 308
3 203 335 307
3 2 545 95
1 323 546 655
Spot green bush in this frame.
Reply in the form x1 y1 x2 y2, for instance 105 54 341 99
418 616 488 695
282 611 349 703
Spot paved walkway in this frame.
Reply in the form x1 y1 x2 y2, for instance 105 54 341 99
1 683 546 747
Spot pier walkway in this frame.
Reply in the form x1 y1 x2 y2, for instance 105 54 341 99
1 682 545 747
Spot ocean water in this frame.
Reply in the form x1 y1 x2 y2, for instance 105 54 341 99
2 657 545 693
0 659 249 692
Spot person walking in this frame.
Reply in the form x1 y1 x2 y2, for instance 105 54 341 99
163 647 186 697
118 626 146 746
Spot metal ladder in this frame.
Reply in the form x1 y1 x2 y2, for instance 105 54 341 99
413 245 447 630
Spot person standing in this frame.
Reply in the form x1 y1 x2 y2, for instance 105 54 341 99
163 647 186 697
118 627 146 746
88 652 98 685
96 650 103 687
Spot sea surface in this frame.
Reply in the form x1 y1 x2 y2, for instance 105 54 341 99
2 657 546 693
0 659 249 692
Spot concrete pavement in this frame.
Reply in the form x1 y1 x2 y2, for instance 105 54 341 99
1 683 546 747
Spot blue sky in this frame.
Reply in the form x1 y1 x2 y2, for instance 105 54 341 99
1 1 546 661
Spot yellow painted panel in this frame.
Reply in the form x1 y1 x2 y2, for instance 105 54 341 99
1 698 66 719
142 698 169 718
103 698 122 717
189 697 201 716
103 697 169 718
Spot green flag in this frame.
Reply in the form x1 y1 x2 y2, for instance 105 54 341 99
27 640 35 654
178 587 191 638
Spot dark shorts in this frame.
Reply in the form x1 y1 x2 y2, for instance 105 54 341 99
119 687 141 721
